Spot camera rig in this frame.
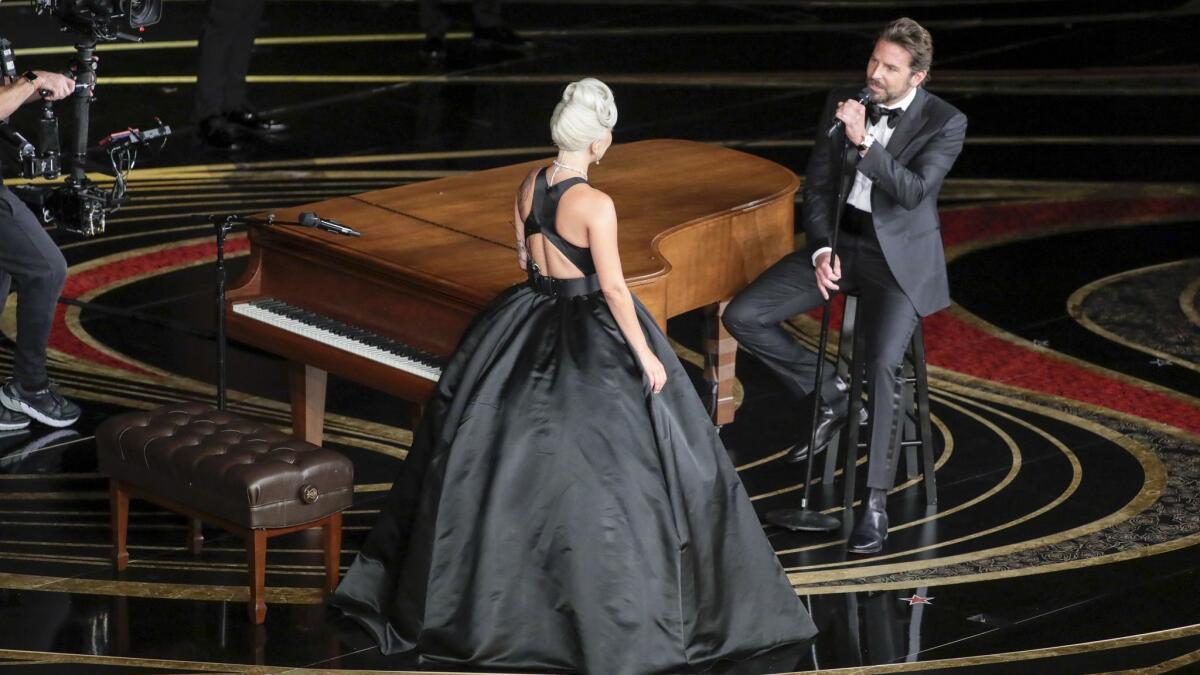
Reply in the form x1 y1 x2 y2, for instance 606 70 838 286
0 0 167 237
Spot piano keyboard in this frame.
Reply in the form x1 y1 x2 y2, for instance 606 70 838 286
232 298 444 381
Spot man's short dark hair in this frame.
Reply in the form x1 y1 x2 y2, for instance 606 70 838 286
879 17 933 74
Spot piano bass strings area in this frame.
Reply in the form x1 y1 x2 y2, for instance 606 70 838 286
225 140 798 444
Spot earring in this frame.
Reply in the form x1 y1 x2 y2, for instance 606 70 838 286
594 158 600 165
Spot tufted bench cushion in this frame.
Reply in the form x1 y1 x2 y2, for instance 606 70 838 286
96 402 354 624
96 401 353 528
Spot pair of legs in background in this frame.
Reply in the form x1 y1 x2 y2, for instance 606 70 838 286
418 0 533 62
724 219 918 552
0 188 80 429
194 0 285 150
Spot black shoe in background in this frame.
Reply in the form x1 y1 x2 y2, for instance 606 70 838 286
197 116 241 150
421 34 447 63
0 380 81 428
784 404 847 464
472 25 535 53
226 108 287 134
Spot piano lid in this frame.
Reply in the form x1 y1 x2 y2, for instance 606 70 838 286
253 140 798 305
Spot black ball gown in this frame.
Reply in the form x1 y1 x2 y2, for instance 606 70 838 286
333 168 817 674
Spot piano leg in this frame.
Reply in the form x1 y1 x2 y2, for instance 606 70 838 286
289 361 328 445
704 301 738 426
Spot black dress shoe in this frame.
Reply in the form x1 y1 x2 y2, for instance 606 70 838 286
783 404 846 463
226 108 286 133
197 117 241 150
421 35 447 62
847 506 888 554
472 25 535 52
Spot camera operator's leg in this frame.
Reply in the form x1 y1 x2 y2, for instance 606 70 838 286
0 267 29 432
0 188 79 428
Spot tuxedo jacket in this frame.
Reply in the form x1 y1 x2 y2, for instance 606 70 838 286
801 86 967 317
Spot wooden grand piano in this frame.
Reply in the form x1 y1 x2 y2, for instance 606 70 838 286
225 140 798 444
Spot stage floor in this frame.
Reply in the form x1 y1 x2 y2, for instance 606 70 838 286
2 1 1199 672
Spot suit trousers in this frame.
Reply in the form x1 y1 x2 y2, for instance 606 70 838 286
724 214 919 491
420 0 503 37
0 187 68 391
194 0 267 122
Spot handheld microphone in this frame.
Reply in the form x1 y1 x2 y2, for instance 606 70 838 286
826 87 873 138
299 211 362 237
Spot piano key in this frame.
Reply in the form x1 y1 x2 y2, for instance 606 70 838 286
232 299 444 381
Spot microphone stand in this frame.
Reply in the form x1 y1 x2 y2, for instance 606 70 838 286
765 128 856 533
213 213 274 411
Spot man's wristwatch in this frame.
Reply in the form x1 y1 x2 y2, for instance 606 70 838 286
20 70 38 84
857 135 873 153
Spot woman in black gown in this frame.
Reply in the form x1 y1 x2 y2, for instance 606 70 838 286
332 78 817 674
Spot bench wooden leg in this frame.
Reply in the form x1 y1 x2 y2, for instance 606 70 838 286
110 480 129 571
188 518 204 555
323 512 342 593
247 529 267 624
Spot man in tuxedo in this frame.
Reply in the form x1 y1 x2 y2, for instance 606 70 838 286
724 17 967 553
0 67 82 430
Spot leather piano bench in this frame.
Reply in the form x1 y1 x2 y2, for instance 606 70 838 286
96 402 354 624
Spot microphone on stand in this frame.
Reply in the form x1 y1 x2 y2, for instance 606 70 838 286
826 87 873 138
299 211 361 237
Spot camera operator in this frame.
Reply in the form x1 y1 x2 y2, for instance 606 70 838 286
0 68 83 430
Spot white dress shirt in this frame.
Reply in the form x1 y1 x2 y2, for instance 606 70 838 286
812 86 919 266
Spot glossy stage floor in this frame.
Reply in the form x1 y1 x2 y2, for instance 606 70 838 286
2 1 1199 672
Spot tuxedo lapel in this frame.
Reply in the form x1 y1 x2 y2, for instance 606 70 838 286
882 87 929 159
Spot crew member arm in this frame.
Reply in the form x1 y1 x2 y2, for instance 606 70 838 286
0 77 36 120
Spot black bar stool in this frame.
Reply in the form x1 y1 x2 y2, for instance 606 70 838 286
821 295 938 507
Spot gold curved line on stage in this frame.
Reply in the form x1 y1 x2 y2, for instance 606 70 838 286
748 427 950 501
778 394 1021 561
0 570 325 607
56 223 213 250
129 147 552 179
115 196 325 213
1108 647 1200 674
1182 275 1200 328
788 390 1086 573
786 396 1121 584
940 209 1200 429
128 188 374 203
4 620 1200 674
787 622 1200 674
761 412 953 519
1066 259 1200 373
793 376 1169 594
125 180 395 193
88 73 1200 97
947 304 1200 415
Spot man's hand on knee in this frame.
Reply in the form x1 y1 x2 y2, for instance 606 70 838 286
814 252 841 300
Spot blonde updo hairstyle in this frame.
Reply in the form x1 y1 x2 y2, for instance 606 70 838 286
550 78 617 153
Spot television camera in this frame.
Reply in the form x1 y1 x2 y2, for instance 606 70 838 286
0 0 168 236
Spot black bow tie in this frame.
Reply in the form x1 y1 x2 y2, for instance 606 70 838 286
868 104 904 128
